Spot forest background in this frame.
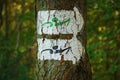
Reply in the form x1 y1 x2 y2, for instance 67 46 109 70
0 0 120 80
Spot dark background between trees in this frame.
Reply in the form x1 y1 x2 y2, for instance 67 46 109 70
0 0 120 80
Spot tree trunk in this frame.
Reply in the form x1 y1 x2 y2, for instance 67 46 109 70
35 0 92 80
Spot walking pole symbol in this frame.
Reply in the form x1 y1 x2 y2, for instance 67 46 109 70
41 45 71 55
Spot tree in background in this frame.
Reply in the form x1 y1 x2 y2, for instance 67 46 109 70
0 0 36 80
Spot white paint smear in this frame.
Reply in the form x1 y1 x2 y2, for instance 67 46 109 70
37 7 84 64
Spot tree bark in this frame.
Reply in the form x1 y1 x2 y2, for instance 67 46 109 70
35 0 92 80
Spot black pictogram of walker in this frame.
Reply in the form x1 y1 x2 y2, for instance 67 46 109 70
41 45 71 55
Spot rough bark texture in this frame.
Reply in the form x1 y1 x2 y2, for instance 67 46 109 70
35 0 92 80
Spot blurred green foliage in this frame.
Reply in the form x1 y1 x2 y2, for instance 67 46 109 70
0 0 120 80
87 0 120 80
0 0 36 80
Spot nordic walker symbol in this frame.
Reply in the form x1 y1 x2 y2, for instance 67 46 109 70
41 45 71 55
41 17 70 27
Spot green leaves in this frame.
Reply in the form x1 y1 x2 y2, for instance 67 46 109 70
87 0 120 80
18 11 35 23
